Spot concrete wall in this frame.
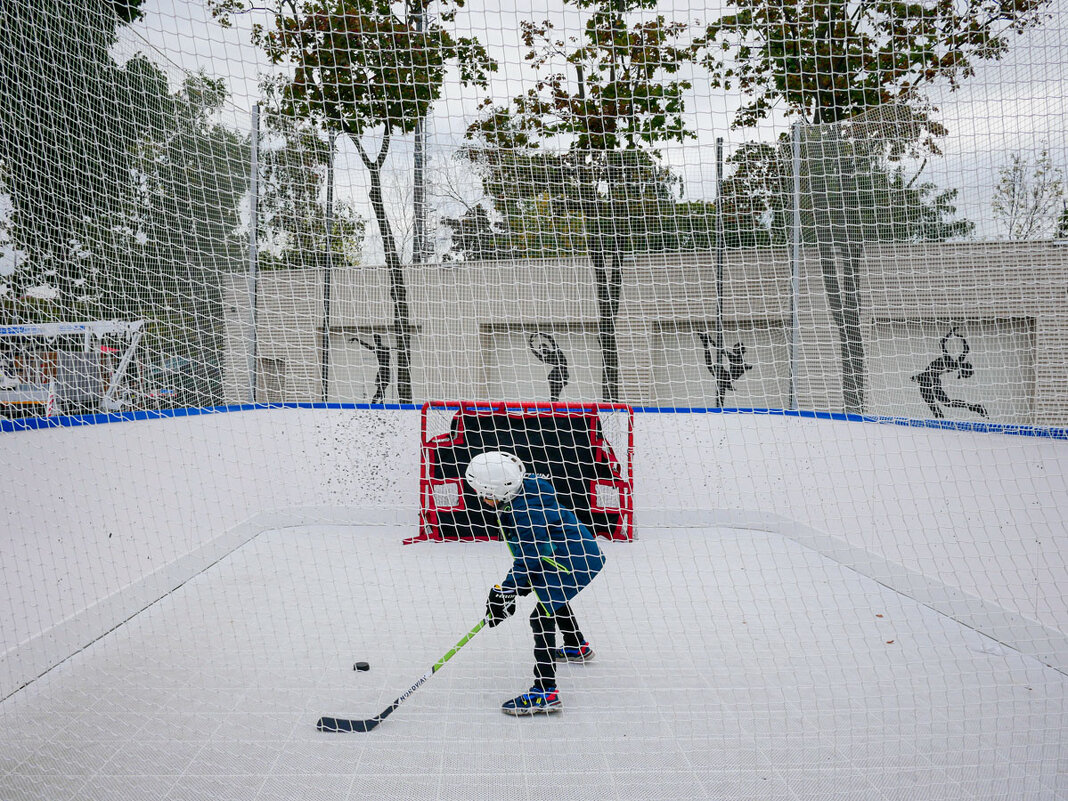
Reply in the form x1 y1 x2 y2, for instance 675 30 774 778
220 241 1068 425
2 407 1065 700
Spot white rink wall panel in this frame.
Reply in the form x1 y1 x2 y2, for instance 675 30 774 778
0 409 419 700
217 243 1068 423
637 412 1068 668
2 408 1065 700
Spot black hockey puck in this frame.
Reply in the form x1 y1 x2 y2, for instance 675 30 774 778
353 661 370 672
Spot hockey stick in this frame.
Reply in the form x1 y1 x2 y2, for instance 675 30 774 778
317 618 488 732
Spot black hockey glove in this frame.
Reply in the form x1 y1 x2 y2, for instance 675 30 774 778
486 585 517 627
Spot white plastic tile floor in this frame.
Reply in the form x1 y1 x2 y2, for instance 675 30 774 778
1 526 1065 800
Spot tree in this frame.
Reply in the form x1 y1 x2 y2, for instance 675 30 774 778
992 148 1066 240
468 0 705 400
440 206 512 262
722 136 973 247
703 0 1049 133
2 1 256 405
257 111 365 270
0 0 155 315
211 0 495 403
703 0 1049 413
443 145 714 262
443 149 588 261
127 74 251 405
717 143 784 248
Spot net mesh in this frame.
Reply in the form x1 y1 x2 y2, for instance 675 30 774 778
1 0 1066 798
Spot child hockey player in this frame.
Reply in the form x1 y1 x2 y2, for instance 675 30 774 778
464 450 606 716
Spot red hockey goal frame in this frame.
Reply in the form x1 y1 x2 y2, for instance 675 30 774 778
413 401 634 543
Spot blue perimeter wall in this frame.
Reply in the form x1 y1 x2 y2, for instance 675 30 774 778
2 403 1066 440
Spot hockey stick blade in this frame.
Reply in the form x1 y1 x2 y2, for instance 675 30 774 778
317 698 403 732
317 618 487 733
317 714 384 733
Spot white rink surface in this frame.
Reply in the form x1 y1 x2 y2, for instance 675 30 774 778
1 525 1066 801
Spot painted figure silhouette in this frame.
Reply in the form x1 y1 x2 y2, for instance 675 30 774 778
351 333 391 404
0 352 18 389
529 332 570 402
911 326 987 420
698 331 752 407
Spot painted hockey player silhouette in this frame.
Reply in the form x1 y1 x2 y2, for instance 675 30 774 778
911 327 988 420
529 332 570 402
698 331 753 407
351 333 391 404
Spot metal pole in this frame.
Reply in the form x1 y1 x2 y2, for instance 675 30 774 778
412 6 427 264
248 103 260 404
789 121 803 411
413 120 426 263
321 130 336 403
715 137 725 385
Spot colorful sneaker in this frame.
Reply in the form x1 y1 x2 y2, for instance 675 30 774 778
555 642 595 663
501 687 562 716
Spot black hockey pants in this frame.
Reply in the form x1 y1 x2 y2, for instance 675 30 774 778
530 602 584 691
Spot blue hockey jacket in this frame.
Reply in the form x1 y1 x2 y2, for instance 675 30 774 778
497 475 606 611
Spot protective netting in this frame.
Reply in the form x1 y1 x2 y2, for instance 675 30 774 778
1 0 1066 799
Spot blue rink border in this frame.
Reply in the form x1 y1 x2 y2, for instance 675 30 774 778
2 403 1065 440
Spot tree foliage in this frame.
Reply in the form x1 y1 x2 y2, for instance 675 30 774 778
991 148 1067 240
703 0 1051 143
721 136 974 247
470 0 702 153
443 147 715 261
134 76 249 281
257 112 365 270
120 73 251 405
0 0 154 310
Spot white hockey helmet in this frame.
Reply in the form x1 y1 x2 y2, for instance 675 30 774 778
465 451 526 502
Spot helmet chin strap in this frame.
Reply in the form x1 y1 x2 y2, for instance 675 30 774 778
484 488 519 505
